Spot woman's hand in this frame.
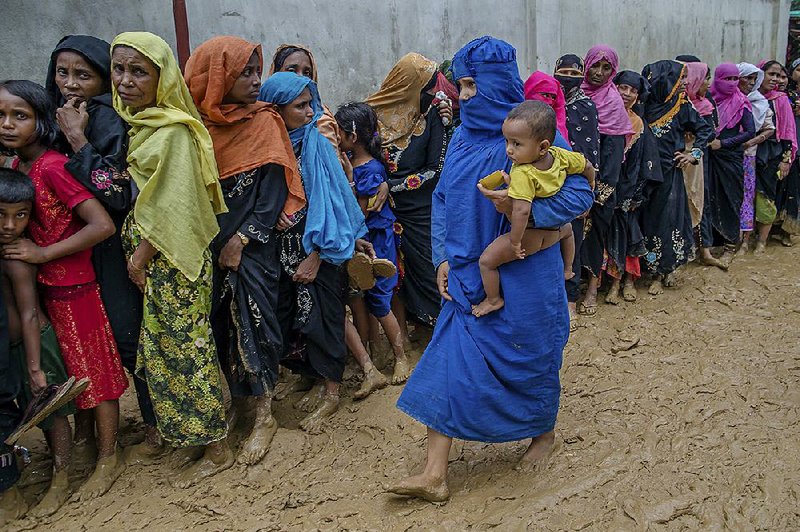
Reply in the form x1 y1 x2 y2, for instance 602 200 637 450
437 100 453 125
355 239 376 259
673 151 696 169
218 234 245 271
56 99 90 152
127 257 146 291
28 369 47 396
709 139 722 151
293 251 321 284
368 182 389 212
276 212 294 231
779 161 791 180
1 239 49 264
436 261 452 301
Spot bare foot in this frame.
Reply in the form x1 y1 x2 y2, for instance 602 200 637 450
515 431 558 472
622 281 637 302
0 486 27 527
753 240 767 255
662 271 677 287
299 395 340 435
391 356 412 385
71 438 98 470
471 297 504 317
123 428 166 466
700 254 728 270
780 234 793 247
354 366 388 400
387 473 450 503
274 374 315 401
29 468 69 518
648 279 664 296
720 249 735 268
605 284 621 305
735 240 750 257
172 441 234 489
75 449 125 501
295 382 325 413
237 416 278 466
169 446 204 470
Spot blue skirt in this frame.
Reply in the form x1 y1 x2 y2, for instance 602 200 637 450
397 244 568 443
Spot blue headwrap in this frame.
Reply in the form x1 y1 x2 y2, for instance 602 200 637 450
450 36 523 135
258 72 366 265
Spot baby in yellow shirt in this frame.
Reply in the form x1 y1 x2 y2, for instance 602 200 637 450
473 100 596 317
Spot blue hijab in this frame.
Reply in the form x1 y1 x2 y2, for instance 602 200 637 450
258 72 365 265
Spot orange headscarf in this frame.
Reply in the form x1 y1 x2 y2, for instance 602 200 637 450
185 35 305 215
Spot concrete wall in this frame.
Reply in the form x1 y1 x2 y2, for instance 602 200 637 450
0 0 790 109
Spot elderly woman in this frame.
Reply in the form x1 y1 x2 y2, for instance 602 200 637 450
110 31 232 488
44 34 159 464
367 53 450 337
185 36 303 466
389 36 593 503
258 72 370 434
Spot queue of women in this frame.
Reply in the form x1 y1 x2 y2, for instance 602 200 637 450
0 29 797 519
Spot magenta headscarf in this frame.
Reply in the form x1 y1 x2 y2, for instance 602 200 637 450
759 60 797 162
709 63 750 134
524 71 569 139
685 62 714 117
580 45 634 136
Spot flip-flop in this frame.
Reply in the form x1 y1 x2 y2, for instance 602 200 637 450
577 301 597 316
372 258 397 279
347 252 375 291
5 376 90 445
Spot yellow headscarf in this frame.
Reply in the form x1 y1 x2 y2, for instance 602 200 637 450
111 32 226 281
366 53 438 150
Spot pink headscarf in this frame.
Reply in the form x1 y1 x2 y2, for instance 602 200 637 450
759 60 797 162
581 45 634 136
709 62 750 134
684 62 714 117
524 71 569 139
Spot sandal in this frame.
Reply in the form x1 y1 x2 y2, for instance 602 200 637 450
577 301 597 316
5 376 89 445
347 252 376 291
372 258 397 279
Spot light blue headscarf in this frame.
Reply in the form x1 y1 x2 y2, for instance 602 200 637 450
259 72 366 265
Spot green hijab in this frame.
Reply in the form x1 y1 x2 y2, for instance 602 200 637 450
111 31 226 281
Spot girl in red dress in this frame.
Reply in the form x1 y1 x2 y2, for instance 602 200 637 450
0 80 128 500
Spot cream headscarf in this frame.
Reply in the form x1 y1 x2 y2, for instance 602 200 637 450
111 32 226 281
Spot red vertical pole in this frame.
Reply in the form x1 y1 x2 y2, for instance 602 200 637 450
172 0 190 71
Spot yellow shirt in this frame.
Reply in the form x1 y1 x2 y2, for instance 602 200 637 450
508 147 586 202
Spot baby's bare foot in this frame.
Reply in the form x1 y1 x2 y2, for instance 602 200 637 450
471 298 504 317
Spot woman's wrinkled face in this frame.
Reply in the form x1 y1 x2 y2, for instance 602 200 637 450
111 46 159 109
457 76 477 100
762 64 782 92
587 59 613 86
223 51 262 105
739 73 757 94
616 83 639 110
279 51 313 79
278 87 313 130
54 50 105 103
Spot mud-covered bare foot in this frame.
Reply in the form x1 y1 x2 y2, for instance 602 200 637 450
387 473 450 503
299 395 340 435
354 366 388 400
701 254 728 270
648 279 664 295
605 283 621 305
622 280 637 302
391 356 412 384
169 446 204 470
76 449 125 501
124 426 165 466
471 297 504 317
274 374 315 401
753 240 767 255
720 249 735 268
29 468 69 518
172 441 234 489
237 416 278 466
0 486 27 527
662 271 677 287
71 438 98 470
735 240 750 257
295 381 325 413
515 431 558 472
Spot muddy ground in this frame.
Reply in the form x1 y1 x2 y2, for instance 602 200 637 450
9 242 800 531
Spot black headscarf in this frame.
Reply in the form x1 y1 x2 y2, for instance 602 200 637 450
614 70 650 116
45 35 111 107
554 54 585 97
675 54 701 63
642 60 685 125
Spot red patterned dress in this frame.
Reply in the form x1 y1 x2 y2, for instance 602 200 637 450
16 151 128 409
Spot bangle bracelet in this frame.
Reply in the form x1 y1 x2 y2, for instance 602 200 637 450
129 256 145 272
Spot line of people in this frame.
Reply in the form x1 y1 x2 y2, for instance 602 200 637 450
0 29 796 521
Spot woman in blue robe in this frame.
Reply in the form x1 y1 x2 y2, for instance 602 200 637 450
390 36 594 502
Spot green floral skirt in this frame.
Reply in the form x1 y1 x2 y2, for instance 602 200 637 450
123 215 227 447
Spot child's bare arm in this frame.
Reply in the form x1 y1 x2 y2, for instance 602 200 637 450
509 198 532 258
582 160 596 189
357 195 369 217
6 260 46 394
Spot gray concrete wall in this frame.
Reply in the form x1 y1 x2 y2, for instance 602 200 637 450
0 0 790 109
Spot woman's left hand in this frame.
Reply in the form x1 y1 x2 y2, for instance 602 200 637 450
368 182 389 212
437 100 453 125
218 235 244 271
127 258 146 291
779 161 791 180
709 139 722 151
1 239 48 264
673 151 696 169
355 239 376 259
293 252 321 284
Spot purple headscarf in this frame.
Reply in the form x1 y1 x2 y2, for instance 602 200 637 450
709 62 751 134
580 45 634 136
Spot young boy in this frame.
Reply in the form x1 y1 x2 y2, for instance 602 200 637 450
0 168 75 517
473 101 596 317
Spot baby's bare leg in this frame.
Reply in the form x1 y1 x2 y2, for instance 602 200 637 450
557 224 575 280
474 234 531 317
